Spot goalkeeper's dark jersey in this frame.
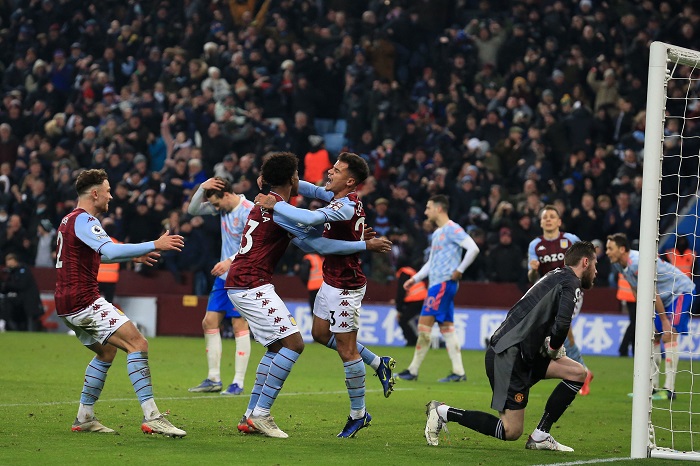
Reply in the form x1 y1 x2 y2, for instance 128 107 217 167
490 267 581 363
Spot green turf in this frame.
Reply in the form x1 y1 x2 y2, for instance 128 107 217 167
0 332 685 465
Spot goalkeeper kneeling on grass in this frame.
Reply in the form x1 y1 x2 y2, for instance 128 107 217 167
425 241 597 452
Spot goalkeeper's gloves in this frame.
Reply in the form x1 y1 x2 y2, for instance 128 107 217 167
541 336 566 360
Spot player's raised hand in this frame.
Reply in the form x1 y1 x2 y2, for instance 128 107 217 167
255 193 277 209
154 230 185 252
201 177 225 191
366 237 392 253
133 251 161 266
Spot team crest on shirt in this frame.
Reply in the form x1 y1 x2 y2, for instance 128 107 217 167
91 224 109 239
560 239 569 249
328 200 343 211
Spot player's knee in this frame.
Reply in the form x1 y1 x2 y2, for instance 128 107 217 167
98 344 118 362
417 331 431 345
576 365 588 383
202 313 219 330
291 341 305 354
232 317 248 333
336 343 359 362
136 337 148 353
503 422 523 441
311 326 330 345
284 334 305 354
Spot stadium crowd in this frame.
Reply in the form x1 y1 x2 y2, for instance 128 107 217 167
0 0 698 295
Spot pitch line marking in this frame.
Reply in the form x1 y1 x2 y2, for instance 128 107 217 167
0 387 416 408
530 458 630 466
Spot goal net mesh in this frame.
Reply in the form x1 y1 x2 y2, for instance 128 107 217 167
647 44 700 459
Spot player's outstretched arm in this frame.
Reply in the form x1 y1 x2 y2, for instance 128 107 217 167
255 195 342 226
154 230 185 252
133 251 161 266
299 234 392 256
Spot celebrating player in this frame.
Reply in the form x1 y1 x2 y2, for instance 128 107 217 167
425 241 597 452
56 169 187 437
255 152 396 438
226 152 392 438
528 205 593 395
396 195 480 383
606 232 696 400
188 177 253 396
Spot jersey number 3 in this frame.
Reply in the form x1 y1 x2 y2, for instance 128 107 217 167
238 219 259 255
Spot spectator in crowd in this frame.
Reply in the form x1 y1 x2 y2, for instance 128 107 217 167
1 252 43 331
486 227 525 283
0 0 684 294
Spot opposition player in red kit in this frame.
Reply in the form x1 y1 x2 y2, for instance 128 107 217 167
227 152 392 438
56 169 187 437
527 205 593 395
256 152 396 438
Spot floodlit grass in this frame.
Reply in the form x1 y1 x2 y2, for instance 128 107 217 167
0 332 681 465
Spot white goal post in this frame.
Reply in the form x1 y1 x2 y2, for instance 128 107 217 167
632 41 700 460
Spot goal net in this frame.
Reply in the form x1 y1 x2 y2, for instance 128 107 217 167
632 41 700 460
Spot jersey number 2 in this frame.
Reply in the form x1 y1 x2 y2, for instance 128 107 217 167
55 231 64 269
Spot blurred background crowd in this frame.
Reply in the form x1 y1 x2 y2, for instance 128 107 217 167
1 0 699 301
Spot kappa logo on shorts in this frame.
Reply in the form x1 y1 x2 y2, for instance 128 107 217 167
93 304 100 311
100 311 109 319
279 325 288 333
514 393 524 403
339 322 349 328
108 318 118 327
340 300 350 306
268 307 276 315
339 310 349 317
340 289 350 296
255 292 264 299
262 299 270 306
273 317 282 324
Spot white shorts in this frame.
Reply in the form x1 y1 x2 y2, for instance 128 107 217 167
227 283 299 346
61 297 130 346
313 281 365 333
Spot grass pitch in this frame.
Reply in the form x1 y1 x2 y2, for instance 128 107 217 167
0 332 685 465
